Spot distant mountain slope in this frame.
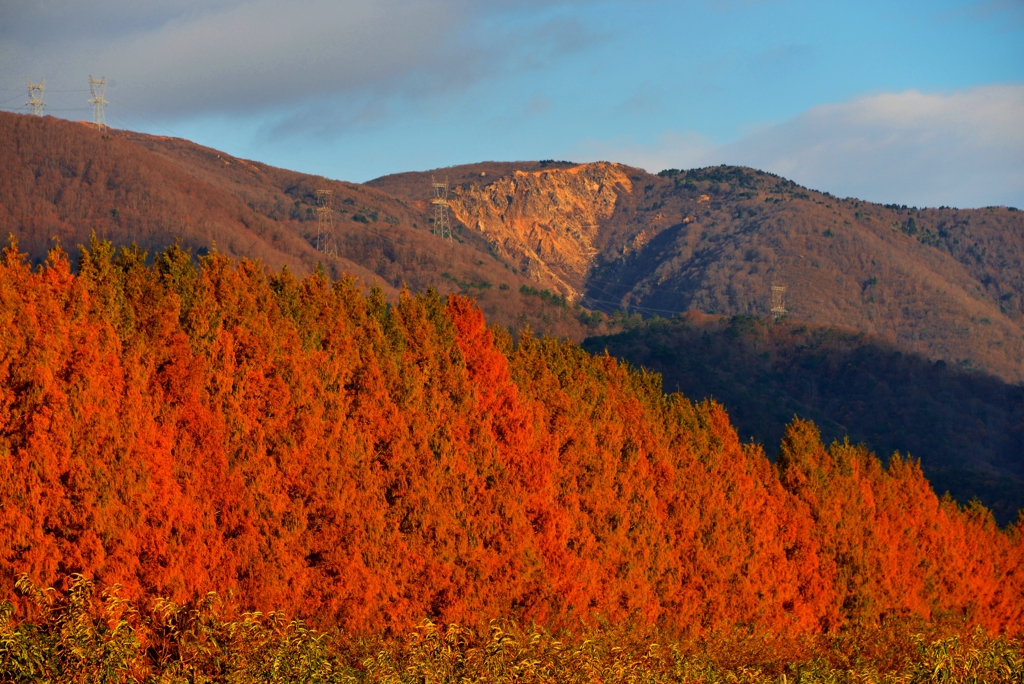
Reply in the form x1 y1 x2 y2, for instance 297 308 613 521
1 115 318 272
371 163 1024 383
0 113 602 339
584 313 1024 524
593 166 1024 384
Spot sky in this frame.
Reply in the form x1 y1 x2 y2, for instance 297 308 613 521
1 0 1022 208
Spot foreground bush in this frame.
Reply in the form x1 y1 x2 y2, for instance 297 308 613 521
1 576 1022 683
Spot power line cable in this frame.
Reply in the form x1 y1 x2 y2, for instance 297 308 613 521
0 107 89 112
580 295 688 317
105 111 136 130
578 278 702 317
0 89 91 93
108 98 180 138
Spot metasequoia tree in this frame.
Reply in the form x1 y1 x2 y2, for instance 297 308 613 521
0 237 1021 636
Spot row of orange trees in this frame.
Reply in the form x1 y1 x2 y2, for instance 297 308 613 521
0 237 1021 637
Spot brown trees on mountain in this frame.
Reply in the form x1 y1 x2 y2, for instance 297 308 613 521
0 238 1021 637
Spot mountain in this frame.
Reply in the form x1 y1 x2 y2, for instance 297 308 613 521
371 160 1024 520
6 111 1022 384
0 112 604 340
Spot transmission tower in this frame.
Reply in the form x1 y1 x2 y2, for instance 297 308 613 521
431 178 453 242
771 284 788 321
315 189 336 256
26 78 45 116
88 76 107 130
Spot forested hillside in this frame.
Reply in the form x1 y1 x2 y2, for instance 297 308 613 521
1 239 1021 638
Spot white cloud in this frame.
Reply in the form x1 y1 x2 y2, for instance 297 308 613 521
576 85 1024 208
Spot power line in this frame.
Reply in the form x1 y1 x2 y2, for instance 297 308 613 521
580 295 688 317
581 279 712 318
1 87 185 142
0 106 89 112
0 88 90 93
107 97 179 138
105 110 143 133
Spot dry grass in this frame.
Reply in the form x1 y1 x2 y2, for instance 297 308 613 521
2 576 1021 683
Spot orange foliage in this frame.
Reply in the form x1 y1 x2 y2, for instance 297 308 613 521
0 237 1021 637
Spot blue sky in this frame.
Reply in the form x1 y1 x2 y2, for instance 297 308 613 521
1 0 1022 207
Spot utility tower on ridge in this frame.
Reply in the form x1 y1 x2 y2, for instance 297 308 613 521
26 78 45 116
88 76 107 130
431 178 453 242
771 284 788 321
315 189 336 256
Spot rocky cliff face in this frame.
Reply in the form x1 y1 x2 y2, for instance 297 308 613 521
449 162 633 299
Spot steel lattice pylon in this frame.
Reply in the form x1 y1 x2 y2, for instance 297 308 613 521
26 78 45 116
88 76 107 130
771 284 787 321
431 178 453 242
315 189 336 256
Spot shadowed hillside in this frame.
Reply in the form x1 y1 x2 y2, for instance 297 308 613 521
584 313 1024 524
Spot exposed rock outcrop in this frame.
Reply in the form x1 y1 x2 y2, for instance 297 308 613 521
449 162 632 299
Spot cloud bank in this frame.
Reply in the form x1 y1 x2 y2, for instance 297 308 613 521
0 0 594 119
580 84 1024 209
